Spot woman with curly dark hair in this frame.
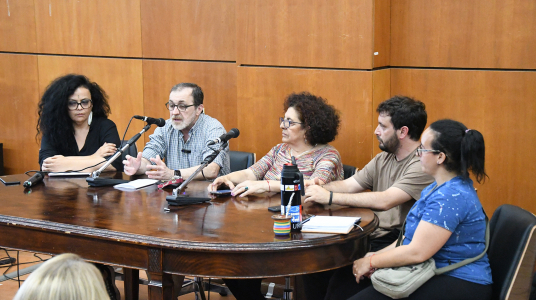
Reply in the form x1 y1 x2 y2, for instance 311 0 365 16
37 74 122 173
210 92 344 299
210 92 343 197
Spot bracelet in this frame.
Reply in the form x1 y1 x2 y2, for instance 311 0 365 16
370 254 375 269
329 191 333 206
266 180 270 192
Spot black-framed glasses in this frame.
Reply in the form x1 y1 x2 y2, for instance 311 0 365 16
67 99 92 111
416 144 441 157
165 102 195 112
279 117 302 129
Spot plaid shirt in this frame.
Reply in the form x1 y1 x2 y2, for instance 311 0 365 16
142 114 230 176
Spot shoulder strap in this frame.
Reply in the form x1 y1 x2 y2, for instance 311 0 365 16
396 209 490 275
396 219 405 247
435 212 489 275
396 183 439 247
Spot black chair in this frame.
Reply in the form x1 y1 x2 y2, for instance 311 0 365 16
343 164 357 179
488 204 536 300
121 140 138 162
229 150 256 172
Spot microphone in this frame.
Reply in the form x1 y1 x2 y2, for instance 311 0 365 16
23 172 44 188
134 115 166 127
207 128 240 145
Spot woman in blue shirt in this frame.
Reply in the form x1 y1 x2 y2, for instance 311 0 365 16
348 119 492 300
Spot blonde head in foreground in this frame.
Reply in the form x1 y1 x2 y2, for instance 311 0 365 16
13 253 108 300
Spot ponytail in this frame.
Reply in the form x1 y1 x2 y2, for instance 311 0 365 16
460 129 488 183
429 119 488 184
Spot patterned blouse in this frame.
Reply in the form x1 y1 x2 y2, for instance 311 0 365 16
249 143 344 183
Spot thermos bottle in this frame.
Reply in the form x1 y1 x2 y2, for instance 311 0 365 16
280 158 305 232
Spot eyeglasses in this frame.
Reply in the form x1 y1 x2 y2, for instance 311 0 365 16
416 144 441 157
279 117 303 129
67 99 92 111
165 102 195 112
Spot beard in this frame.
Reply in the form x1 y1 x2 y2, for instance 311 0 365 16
378 134 400 154
171 115 195 131
171 121 187 131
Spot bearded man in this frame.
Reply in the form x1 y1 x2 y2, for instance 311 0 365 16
124 83 230 180
302 95 434 300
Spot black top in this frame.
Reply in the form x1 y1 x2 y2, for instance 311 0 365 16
39 117 123 172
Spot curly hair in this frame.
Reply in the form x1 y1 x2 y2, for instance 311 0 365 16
36 74 111 154
284 92 340 145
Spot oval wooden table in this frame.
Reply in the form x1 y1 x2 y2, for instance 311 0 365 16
0 174 378 300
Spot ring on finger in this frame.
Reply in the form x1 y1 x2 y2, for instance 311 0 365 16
244 186 249 191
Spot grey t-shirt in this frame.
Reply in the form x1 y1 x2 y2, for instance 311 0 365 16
352 150 434 238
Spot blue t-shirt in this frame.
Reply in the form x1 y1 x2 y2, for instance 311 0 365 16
403 177 492 285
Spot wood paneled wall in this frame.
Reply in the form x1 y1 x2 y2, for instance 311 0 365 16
236 0 377 69
391 0 536 69
34 0 142 57
141 0 235 61
391 69 536 214
0 54 39 174
0 0 36 52
0 0 534 215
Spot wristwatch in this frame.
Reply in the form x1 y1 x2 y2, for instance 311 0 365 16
173 169 182 179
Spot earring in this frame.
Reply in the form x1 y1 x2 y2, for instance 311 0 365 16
88 111 93 126
437 161 440 165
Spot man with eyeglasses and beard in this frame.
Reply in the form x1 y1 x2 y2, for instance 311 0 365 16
302 95 434 300
123 82 230 180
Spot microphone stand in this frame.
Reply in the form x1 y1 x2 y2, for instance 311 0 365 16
166 142 227 206
86 124 151 185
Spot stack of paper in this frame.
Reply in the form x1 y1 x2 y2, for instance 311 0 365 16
301 216 361 234
114 179 158 190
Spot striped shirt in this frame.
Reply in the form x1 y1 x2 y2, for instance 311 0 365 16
249 143 343 183
142 114 230 176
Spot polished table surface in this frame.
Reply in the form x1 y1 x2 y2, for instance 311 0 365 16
0 174 378 299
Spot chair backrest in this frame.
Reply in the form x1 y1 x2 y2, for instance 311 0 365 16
488 204 536 300
343 164 357 179
121 140 138 162
229 151 255 172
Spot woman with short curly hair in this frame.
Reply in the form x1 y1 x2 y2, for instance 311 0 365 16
210 92 344 299
211 91 343 196
37 74 122 173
